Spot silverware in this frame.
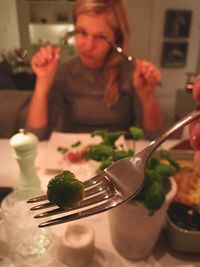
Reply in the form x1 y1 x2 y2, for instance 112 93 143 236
15 30 77 60
102 37 164 87
58 29 77 46
15 32 131 63
104 38 134 62
27 106 200 228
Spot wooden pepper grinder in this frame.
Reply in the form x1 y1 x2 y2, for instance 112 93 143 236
9 129 42 199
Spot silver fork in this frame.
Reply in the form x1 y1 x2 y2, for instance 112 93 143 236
102 37 134 63
101 37 164 86
15 30 77 60
27 107 200 228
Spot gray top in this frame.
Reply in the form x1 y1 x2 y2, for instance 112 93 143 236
28 57 159 140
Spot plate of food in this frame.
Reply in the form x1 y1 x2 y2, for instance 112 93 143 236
39 131 128 180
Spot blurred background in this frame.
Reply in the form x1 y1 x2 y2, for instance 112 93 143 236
0 0 199 129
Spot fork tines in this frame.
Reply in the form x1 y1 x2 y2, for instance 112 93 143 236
27 173 117 227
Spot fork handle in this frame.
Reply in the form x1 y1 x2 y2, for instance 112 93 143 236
139 105 200 160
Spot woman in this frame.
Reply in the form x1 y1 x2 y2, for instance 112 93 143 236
27 0 163 140
189 75 200 165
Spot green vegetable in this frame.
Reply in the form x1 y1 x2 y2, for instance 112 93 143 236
147 157 160 169
87 129 133 165
98 158 113 172
55 128 180 214
112 149 133 161
155 163 176 182
160 149 180 172
159 149 171 159
47 170 84 208
133 149 179 213
144 181 166 213
57 146 68 154
87 129 180 214
91 129 125 147
129 127 144 140
71 141 81 148
57 141 81 156
88 144 114 161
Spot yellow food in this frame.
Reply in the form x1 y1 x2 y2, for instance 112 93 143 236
173 161 200 207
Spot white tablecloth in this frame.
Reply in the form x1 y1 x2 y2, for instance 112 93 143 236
0 138 199 267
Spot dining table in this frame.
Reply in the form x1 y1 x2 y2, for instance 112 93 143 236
0 135 200 267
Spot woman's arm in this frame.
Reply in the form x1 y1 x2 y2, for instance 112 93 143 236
27 45 60 129
132 60 163 132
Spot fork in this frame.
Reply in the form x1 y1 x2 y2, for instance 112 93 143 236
101 37 164 86
102 37 134 63
15 30 77 60
27 107 200 228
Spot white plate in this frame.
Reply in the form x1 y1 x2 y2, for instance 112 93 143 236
38 132 127 181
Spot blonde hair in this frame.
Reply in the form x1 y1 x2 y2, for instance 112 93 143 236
73 0 130 108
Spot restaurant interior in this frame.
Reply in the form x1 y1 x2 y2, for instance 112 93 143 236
0 1 200 267
0 0 199 138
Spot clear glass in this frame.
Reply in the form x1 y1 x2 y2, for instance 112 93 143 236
1 192 55 266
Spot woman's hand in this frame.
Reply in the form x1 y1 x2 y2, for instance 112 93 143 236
27 45 61 129
31 45 60 79
132 59 161 103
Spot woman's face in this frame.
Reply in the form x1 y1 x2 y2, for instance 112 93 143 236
75 12 115 68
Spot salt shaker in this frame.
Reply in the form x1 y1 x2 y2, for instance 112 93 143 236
9 128 42 199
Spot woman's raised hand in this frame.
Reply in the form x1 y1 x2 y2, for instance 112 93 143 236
27 45 61 129
132 59 161 103
31 45 60 79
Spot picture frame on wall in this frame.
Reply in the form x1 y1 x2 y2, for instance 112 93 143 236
161 41 188 68
164 9 192 38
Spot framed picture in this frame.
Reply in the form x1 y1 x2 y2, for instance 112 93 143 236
161 41 188 68
164 9 192 38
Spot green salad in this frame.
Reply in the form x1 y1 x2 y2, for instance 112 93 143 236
85 128 180 213
51 127 180 212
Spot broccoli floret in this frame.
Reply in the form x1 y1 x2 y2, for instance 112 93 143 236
47 170 84 208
